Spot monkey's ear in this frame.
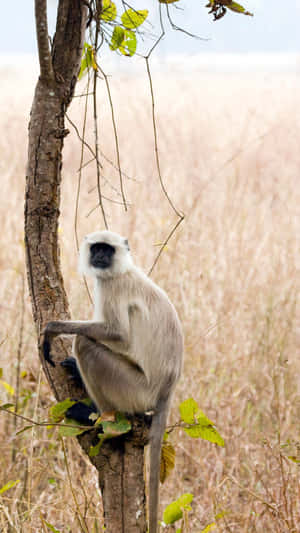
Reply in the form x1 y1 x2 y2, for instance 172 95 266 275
124 239 130 250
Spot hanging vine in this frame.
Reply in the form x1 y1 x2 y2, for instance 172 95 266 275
70 0 253 273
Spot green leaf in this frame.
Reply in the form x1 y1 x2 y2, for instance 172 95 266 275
0 368 2 378
184 420 224 446
44 521 61 533
177 493 194 507
58 418 89 437
110 26 125 51
288 456 300 464
119 30 137 57
110 25 137 57
49 399 76 423
227 2 253 15
179 398 200 424
79 43 97 80
89 413 131 457
179 398 224 446
89 440 103 457
163 501 183 525
0 403 14 410
0 380 15 396
121 9 148 29
102 412 131 435
101 0 117 22
201 523 217 533
0 479 20 494
201 511 227 531
16 425 35 436
159 0 180 3
163 493 193 525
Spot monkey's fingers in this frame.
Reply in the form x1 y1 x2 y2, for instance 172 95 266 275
42 338 56 367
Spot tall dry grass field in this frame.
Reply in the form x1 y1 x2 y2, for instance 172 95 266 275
0 61 299 532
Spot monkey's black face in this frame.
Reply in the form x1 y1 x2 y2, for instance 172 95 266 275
90 242 115 269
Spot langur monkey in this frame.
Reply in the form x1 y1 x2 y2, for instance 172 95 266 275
43 230 184 533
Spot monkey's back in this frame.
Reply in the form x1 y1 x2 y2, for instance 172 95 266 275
100 267 183 402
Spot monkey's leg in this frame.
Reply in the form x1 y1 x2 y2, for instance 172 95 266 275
75 336 154 414
60 356 85 388
60 357 98 424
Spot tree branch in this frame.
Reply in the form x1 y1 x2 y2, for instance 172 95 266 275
35 0 54 82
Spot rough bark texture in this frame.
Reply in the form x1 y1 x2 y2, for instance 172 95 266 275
25 1 149 531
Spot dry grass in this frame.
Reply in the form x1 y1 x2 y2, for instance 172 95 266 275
0 61 299 532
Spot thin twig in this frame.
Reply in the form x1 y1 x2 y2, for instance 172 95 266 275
98 64 128 211
27 369 42 519
73 74 94 305
143 4 185 275
12 274 25 462
0 406 94 432
61 437 90 533
75 75 91 251
148 216 184 276
86 195 132 218
145 55 182 218
66 113 97 161
93 4 108 229
228 473 294 530
166 4 209 41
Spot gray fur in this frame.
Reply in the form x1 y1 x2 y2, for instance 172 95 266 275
43 230 184 533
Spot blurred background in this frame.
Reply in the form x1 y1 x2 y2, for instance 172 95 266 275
0 1 299 532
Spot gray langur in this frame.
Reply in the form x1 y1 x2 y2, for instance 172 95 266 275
43 230 184 533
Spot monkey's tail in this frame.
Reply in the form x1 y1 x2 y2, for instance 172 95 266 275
149 395 170 533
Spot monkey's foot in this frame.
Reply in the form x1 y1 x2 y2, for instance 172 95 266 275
65 401 98 425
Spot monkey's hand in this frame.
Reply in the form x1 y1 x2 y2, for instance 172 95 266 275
42 329 56 367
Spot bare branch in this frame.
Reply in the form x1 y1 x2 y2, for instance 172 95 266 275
34 0 54 82
166 4 209 40
92 3 108 228
98 65 128 211
74 76 91 251
148 216 184 276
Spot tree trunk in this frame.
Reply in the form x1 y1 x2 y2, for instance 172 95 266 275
25 1 148 531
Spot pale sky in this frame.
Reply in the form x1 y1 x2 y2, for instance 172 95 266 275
1 1 299 57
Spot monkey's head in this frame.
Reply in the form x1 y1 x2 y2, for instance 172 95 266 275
79 230 133 278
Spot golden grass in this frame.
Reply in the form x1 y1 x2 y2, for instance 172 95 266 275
0 63 299 532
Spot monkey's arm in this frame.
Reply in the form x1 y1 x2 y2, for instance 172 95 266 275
43 319 129 366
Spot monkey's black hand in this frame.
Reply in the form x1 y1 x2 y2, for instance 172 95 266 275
42 336 56 367
60 356 84 388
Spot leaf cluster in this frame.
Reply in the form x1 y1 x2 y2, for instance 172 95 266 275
205 0 253 20
79 2 149 78
179 398 224 446
49 399 132 456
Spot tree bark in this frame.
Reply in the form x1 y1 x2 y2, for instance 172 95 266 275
25 1 149 531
